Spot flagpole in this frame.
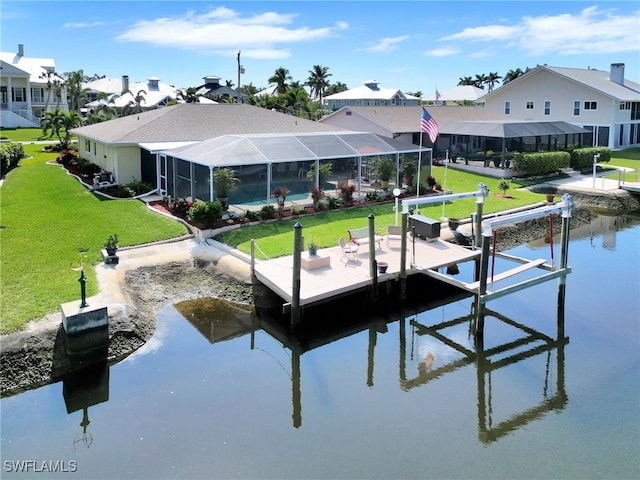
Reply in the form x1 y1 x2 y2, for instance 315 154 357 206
417 131 422 198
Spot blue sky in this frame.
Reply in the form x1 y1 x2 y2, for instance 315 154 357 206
2 1 638 96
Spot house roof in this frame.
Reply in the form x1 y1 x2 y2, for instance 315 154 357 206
425 85 486 102
85 77 179 109
0 49 62 85
71 103 348 145
480 65 640 102
320 105 502 133
324 80 419 101
441 120 590 138
161 131 429 168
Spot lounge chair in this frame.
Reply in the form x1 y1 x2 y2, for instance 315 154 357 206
339 236 358 265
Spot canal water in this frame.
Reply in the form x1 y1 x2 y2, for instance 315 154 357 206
2 213 639 479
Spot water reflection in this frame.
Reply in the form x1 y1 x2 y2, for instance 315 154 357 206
174 276 569 444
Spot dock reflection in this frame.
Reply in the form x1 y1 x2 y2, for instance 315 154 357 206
175 278 568 442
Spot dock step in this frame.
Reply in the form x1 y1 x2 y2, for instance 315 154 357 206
466 258 547 291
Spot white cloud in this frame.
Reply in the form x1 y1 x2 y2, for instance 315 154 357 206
63 21 105 29
439 6 640 57
424 47 460 57
116 7 349 59
367 35 410 53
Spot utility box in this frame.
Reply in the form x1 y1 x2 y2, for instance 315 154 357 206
409 214 441 241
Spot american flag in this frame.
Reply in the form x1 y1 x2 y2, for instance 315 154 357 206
435 89 442 105
420 107 439 143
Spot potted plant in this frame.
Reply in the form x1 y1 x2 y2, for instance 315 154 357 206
104 234 119 256
308 235 318 256
402 159 417 186
426 175 437 190
214 167 240 209
375 157 394 190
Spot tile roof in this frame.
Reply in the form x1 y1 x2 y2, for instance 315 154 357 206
71 103 347 144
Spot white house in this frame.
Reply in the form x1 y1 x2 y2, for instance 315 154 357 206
84 75 178 113
324 80 420 111
479 63 640 149
424 85 486 105
0 44 68 128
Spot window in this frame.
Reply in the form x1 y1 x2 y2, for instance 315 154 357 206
544 101 551 115
504 101 510 115
85 139 91 152
526 101 534 110
12 88 25 102
573 101 580 116
584 101 597 110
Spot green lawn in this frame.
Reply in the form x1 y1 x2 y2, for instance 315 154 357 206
0 127 68 143
605 148 640 181
218 168 546 258
0 145 187 333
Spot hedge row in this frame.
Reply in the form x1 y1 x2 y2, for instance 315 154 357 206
569 147 611 170
512 151 570 176
511 146 612 176
0 142 25 177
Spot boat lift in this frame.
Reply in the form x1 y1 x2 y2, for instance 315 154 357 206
398 184 575 336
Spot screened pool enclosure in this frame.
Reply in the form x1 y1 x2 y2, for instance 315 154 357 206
156 132 431 206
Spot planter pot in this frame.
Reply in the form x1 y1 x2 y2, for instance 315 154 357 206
378 261 388 274
546 194 555 203
380 180 389 190
308 246 318 256
106 247 118 257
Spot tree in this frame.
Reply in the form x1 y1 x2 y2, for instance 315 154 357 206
41 109 81 148
306 64 332 106
457 76 474 86
122 89 147 116
326 82 348 95
268 67 292 95
503 67 527 84
225 79 234 87
485 72 502 92
63 69 89 112
473 74 487 89
177 87 201 103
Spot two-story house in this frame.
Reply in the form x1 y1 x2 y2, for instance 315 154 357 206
324 80 420 111
0 44 68 128
84 75 178 114
479 63 640 149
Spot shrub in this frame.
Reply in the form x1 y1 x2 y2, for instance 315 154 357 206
0 142 25 176
123 180 153 196
291 204 305 215
511 151 570 176
569 147 611 170
309 184 323 209
187 200 223 227
260 204 276 219
498 179 510 194
244 210 260 221
338 181 356 206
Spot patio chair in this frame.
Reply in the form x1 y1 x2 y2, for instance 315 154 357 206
339 236 358 265
387 225 402 248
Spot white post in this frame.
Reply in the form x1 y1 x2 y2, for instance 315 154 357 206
592 153 600 189
393 188 401 226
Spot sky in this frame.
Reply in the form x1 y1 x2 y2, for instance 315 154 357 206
1 1 639 97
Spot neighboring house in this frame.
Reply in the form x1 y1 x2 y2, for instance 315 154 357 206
84 75 178 113
195 76 243 103
0 44 68 128
319 105 592 164
479 63 640 149
324 80 420 111
424 85 486 105
70 103 427 204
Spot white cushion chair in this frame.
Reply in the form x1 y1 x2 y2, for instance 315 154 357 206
339 236 358 265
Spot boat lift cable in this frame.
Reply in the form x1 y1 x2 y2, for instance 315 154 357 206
549 214 555 270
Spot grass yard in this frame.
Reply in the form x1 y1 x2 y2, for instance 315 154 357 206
0 127 73 143
0 145 187 333
218 168 546 258
605 147 640 181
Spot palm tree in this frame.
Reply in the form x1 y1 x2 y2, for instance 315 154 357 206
268 67 292 95
63 69 89 112
225 79 234 87
503 67 525 84
485 72 502 92
305 64 332 107
177 87 201 103
122 89 147 116
473 74 487 89
326 82 348 95
457 76 474 86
